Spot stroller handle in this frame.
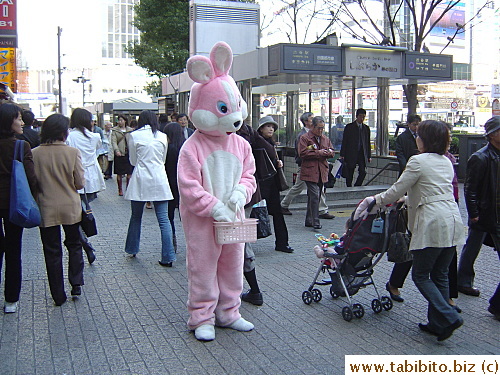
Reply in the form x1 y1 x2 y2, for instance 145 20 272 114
367 199 377 212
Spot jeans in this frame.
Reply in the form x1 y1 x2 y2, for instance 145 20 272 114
412 246 461 332
457 228 487 288
0 209 23 303
125 201 176 264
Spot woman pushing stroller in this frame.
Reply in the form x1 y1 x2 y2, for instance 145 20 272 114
356 120 464 341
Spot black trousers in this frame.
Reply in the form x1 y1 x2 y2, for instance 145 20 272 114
0 209 23 303
344 152 367 187
389 250 458 298
40 223 84 304
260 178 289 249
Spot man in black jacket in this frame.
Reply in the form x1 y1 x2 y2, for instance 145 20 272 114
340 108 371 186
457 116 500 320
16 110 40 149
384 114 421 302
395 114 420 174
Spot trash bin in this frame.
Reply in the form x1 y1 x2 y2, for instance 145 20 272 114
457 134 488 179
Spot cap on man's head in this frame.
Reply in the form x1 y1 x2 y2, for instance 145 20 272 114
258 116 278 131
484 116 500 136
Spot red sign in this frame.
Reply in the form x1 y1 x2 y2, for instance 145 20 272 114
0 0 16 48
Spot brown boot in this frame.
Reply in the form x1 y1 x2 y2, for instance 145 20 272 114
117 176 123 196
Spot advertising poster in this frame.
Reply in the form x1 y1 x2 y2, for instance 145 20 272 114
0 0 17 47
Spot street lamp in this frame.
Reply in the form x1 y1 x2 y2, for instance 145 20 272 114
57 26 63 113
73 70 90 107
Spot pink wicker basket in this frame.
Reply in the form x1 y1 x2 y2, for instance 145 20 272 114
214 217 258 244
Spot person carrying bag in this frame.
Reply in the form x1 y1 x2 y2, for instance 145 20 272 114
9 140 41 228
0 103 38 314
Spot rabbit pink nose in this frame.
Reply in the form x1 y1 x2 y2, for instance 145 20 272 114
233 121 241 128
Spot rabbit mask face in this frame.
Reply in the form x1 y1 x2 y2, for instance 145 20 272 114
187 42 248 137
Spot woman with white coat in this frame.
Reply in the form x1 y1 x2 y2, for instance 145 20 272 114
124 110 176 267
357 120 464 342
67 108 106 264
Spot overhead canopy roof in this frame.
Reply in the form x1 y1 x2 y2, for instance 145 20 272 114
162 43 453 95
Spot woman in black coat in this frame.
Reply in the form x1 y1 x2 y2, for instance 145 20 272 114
0 103 37 313
164 122 185 250
256 117 293 253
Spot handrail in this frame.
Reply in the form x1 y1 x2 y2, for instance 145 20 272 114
364 162 400 186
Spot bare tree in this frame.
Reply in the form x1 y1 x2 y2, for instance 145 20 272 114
261 0 334 44
325 0 494 114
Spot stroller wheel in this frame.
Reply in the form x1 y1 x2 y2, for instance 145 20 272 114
311 289 322 303
381 296 393 311
329 286 340 299
353 303 365 319
302 290 313 305
342 306 353 322
371 299 383 313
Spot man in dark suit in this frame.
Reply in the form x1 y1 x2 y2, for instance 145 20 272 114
178 113 194 140
386 114 420 302
395 114 421 174
340 108 371 187
16 110 40 149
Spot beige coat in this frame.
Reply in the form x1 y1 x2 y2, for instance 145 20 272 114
32 142 85 227
110 126 133 156
375 153 464 251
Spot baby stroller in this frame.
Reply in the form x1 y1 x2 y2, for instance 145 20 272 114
301 201 395 321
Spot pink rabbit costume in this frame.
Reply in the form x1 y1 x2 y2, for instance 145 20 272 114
177 42 256 341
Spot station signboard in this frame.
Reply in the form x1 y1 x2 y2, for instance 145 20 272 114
344 48 401 78
403 52 453 80
268 44 343 75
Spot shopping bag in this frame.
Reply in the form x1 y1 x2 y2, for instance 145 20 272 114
9 140 41 228
250 200 272 239
80 192 98 237
332 159 343 179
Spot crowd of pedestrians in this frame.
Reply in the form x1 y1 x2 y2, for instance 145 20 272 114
0 102 498 342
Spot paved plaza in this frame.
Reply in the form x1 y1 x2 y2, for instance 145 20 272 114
0 180 499 375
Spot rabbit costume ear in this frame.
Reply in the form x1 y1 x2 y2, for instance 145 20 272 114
187 56 214 84
210 42 232 77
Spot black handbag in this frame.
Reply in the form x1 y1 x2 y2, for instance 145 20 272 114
254 148 277 182
250 204 272 239
80 192 98 237
276 167 289 191
387 205 412 263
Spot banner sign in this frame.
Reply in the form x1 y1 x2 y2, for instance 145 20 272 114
0 0 17 47
0 48 16 92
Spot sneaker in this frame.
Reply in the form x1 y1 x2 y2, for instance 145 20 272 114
4 301 18 313
241 290 264 306
281 207 292 215
158 261 173 267
319 213 335 219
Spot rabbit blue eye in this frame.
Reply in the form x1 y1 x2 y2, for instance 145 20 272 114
217 101 228 114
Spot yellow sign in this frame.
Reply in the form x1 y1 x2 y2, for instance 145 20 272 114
0 48 16 92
